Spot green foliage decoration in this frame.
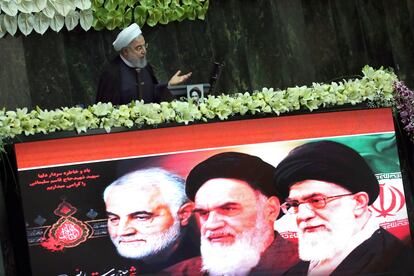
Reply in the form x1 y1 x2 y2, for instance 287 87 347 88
0 0 93 38
92 0 209 30
0 0 209 37
0 66 398 150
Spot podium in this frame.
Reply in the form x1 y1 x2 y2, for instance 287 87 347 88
168 83 210 102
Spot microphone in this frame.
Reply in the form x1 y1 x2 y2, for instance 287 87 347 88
209 61 224 95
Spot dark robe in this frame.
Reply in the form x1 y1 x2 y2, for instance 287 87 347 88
96 56 173 105
285 228 414 275
164 232 299 276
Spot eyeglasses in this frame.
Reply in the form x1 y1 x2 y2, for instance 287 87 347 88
130 43 148 52
280 193 353 214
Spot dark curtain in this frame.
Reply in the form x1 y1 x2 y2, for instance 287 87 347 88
0 0 413 110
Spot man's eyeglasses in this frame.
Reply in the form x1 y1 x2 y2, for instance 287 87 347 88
131 43 148 52
280 193 353 214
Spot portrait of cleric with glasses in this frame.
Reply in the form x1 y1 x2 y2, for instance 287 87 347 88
274 140 414 275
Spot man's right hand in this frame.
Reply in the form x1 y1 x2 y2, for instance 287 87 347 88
168 70 192 86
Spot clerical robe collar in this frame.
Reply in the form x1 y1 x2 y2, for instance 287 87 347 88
120 55 136 68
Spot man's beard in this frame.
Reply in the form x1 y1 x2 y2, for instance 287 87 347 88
200 205 272 276
130 56 148 69
297 220 355 262
111 217 181 261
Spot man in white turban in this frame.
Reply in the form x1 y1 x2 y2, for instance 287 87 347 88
96 23 192 105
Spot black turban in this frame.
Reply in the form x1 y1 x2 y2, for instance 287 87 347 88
186 152 279 201
274 141 379 205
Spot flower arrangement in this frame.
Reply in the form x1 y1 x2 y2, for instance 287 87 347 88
394 81 414 141
0 66 398 150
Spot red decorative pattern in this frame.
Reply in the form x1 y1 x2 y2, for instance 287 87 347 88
48 216 90 248
54 201 77 217
41 201 91 251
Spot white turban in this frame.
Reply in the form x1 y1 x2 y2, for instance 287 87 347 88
112 23 142 52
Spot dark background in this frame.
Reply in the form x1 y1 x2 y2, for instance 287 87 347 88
0 0 414 110
17 158 164 276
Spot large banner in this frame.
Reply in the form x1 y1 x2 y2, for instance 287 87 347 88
13 108 412 275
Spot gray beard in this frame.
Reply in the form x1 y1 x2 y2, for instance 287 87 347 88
111 217 181 261
131 56 148 69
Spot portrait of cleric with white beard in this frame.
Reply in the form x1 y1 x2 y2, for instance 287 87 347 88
274 140 414 275
166 152 298 276
103 167 200 274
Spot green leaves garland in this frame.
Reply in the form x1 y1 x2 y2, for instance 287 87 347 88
0 0 93 38
0 0 209 38
0 66 398 149
92 0 209 31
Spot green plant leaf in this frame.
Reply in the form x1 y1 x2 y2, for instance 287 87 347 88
147 8 161 27
2 1 18 16
202 0 209 9
133 5 147 27
49 13 64 31
79 9 92 30
104 0 117 11
139 0 153 9
93 6 107 19
159 8 168 24
90 0 208 30
184 5 196 20
170 4 184 20
17 12 34 35
92 16 104 30
125 0 137 8
105 9 122 30
0 15 7 38
42 1 55 18
92 6 107 29
91 0 104 10
34 0 48 11
3 14 17 35
17 0 36 13
163 8 175 21
197 0 208 20
51 0 75 16
158 0 171 8
65 10 79 31
117 1 127 11
121 7 132 28
74 0 91 10
33 12 49 34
